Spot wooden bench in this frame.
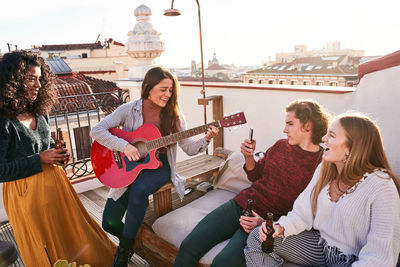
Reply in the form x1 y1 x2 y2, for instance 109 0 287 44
134 148 230 267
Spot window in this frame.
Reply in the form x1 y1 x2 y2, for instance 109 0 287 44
249 79 254 84
303 81 310 86
316 81 324 86
268 79 275 84
279 80 285 85
290 80 297 85
258 80 264 84
74 126 91 160
305 65 314 71
329 82 338 86
82 53 88 58
278 65 287 71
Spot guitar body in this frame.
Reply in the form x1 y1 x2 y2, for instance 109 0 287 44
91 112 247 188
91 124 162 188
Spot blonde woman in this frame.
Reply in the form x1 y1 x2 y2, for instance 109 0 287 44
245 112 400 267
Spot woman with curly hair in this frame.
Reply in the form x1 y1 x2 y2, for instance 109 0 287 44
0 51 116 267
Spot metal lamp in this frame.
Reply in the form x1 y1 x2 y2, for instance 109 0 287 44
164 0 207 127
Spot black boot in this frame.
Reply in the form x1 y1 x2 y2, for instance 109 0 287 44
112 237 134 267
0 240 18 266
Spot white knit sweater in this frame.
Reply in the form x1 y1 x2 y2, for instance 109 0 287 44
277 164 400 266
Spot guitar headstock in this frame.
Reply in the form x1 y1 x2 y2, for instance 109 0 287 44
220 112 247 128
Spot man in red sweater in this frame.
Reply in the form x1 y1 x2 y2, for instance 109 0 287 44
174 99 330 267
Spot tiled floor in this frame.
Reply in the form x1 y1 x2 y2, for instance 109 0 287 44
0 222 24 267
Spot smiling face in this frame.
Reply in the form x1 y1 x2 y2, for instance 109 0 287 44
147 78 173 108
283 111 311 146
25 65 42 102
321 119 350 169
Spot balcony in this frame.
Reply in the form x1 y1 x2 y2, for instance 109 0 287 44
0 51 399 266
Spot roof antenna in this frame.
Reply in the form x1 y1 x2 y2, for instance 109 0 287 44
95 34 100 43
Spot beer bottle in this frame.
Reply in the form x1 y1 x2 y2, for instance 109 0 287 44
261 212 274 253
242 198 254 217
54 128 66 149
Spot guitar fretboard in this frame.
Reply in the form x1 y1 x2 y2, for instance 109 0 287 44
146 120 220 151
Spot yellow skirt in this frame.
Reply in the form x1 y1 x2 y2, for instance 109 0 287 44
3 164 116 267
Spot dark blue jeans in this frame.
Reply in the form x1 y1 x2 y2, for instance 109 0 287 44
102 153 171 241
174 199 247 267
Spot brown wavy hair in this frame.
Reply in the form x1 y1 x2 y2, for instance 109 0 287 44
286 99 330 144
0 50 58 118
141 67 181 135
311 112 400 214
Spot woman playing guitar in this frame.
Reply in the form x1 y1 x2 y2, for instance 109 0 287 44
90 67 219 267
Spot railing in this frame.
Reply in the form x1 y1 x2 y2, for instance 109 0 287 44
49 89 129 180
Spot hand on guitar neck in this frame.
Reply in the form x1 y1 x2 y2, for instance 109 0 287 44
205 125 219 142
123 125 218 162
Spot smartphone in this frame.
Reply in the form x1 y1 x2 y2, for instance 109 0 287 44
249 128 254 142
184 187 194 196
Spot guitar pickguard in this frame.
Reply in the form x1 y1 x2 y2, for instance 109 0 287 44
124 154 151 172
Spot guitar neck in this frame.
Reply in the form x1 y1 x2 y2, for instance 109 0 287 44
146 120 220 151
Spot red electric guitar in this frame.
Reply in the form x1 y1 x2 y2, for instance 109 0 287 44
90 112 247 188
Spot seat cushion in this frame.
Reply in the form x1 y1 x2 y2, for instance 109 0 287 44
152 189 237 265
213 151 252 194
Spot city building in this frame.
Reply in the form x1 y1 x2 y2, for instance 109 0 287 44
37 38 137 81
46 57 125 163
177 53 249 82
242 55 361 87
275 41 364 63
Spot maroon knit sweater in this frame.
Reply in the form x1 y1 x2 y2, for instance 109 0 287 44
234 139 323 220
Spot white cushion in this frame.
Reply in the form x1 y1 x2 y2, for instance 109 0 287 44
213 151 252 194
152 189 237 265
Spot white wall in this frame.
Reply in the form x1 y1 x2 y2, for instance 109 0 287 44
351 65 400 176
176 84 354 162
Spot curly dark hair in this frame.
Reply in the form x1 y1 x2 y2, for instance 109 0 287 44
286 99 330 144
141 67 181 135
0 50 58 118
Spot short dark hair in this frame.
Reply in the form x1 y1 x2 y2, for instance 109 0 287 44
0 50 58 118
286 99 330 144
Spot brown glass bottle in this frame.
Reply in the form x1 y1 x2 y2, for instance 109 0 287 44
242 198 254 217
54 128 66 149
261 212 274 253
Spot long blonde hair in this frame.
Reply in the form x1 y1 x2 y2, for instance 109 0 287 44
311 112 400 214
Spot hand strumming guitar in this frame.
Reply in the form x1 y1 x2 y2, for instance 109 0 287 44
124 144 141 161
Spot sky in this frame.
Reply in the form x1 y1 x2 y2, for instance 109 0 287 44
1 0 400 68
